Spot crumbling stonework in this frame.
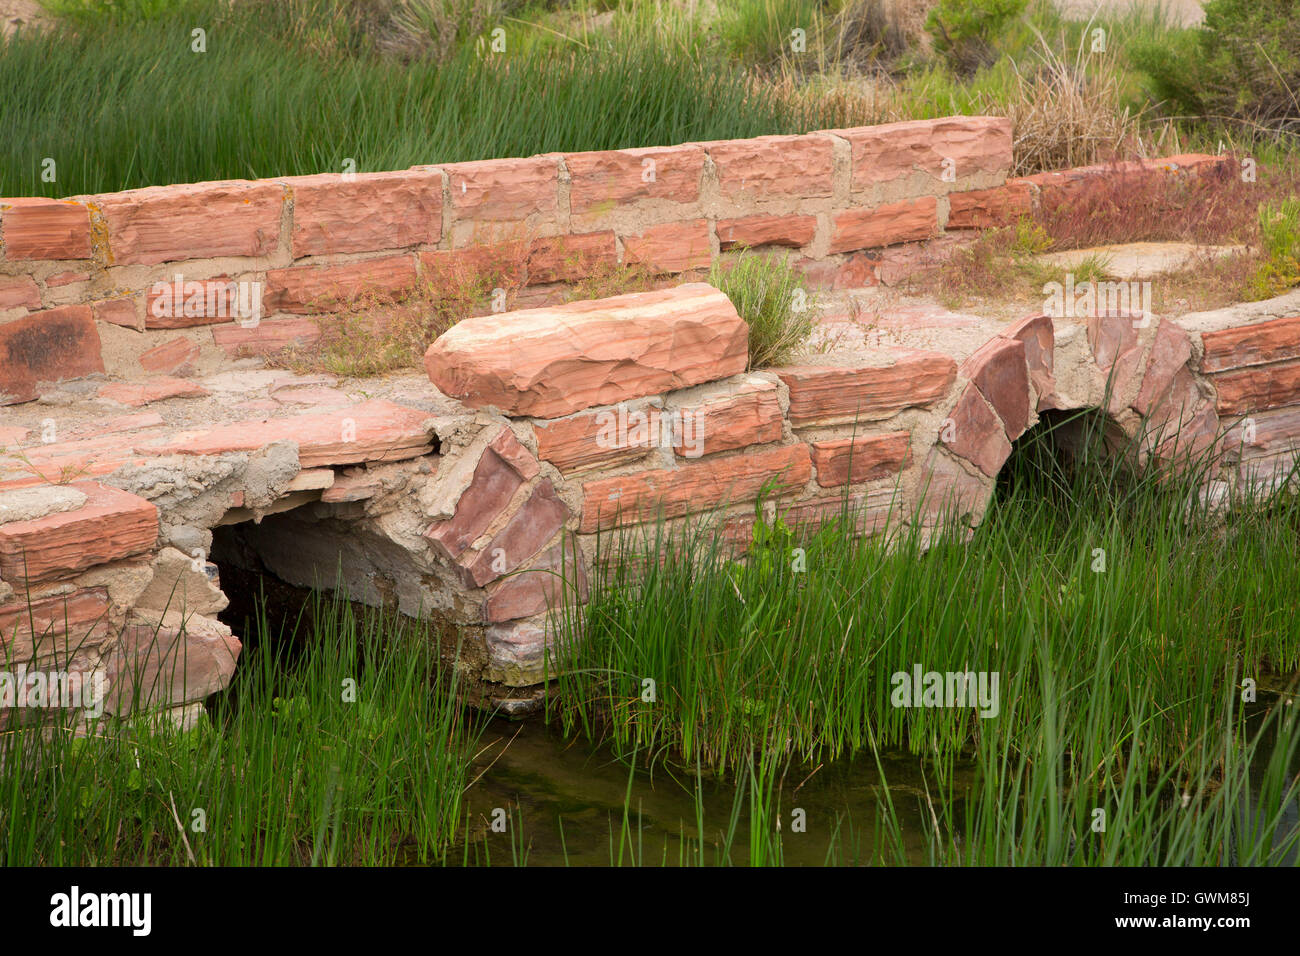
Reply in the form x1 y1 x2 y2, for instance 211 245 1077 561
0 115 1293 727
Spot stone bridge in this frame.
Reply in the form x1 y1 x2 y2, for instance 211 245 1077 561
1 114 1295 724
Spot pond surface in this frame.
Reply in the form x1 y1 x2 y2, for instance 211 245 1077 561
457 716 973 866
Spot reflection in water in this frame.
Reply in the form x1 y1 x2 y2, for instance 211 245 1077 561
457 717 972 866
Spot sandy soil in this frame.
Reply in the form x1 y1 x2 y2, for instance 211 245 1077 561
1 0 47 36
1056 0 1205 27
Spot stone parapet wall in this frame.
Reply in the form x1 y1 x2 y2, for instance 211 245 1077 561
2 113 1226 397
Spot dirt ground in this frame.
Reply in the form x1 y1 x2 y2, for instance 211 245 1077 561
1 0 47 36
1056 0 1205 26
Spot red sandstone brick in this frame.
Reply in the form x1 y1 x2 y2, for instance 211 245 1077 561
0 275 40 311
483 539 588 623
829 197 938 254
526 232 618 284
1133 320 1194 416
46 271 89 288
1 199 92 260
775 354 957 427
0 305 103 405
0 587 112 662
621 220 711 273
946 182 1033 229
212 317 321 355
287 168 442 257
672 380 784 458
139 337 200 374
145 276 254 328
266 255 417 313
824 117 1011 192
462 479 569 587
0 481 157 584
93 180 283 265
426 441 530 560
99 377 208 407
1200 315 1300 373
705 135 835 200
811 431 911 487
565 145 706 214
962 336 1030 439
1213 360 1300 415
135 399 433 467
718 215 817 250
92 297 140 330
487 427 540 481
942 384 1012 477
998 314 1054 408
579 443 811 533
533 406 656 474
442 157 559 224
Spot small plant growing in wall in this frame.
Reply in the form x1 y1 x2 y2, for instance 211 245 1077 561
709 251 816 370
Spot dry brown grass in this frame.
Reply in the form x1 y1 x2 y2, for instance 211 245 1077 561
265 251 671 378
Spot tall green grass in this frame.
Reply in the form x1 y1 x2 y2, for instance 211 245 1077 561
0 0 840 196
546 408 1300 864
0 592 480 865
551 409 1300 770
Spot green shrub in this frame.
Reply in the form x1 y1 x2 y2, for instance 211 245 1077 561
924 0 1028 74
709 252 815 369
1132 0 1300 142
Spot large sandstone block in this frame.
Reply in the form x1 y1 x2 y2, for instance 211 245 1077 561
775 353 957 427
566 145 706 215
1 198 93 260
266 255 417 313
1200 314 1300 373
705 134 835 200
1213 360 1300 415
962 336 1030 439
999 314 1054 408
829 197 938 254
137 399 434 467
424 283 748 418
287 169 442 257
0 481 157 584
0 587 112 665
103 618 241 714
0 305 104 405
579 443 811 532
91 180 283 265
824 117 1012 192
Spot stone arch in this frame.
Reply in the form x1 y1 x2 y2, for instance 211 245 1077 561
916 309 1223 534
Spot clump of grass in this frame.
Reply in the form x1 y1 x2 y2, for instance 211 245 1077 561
0 590 481 865
710 252 816 369
1247 197 1300 300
